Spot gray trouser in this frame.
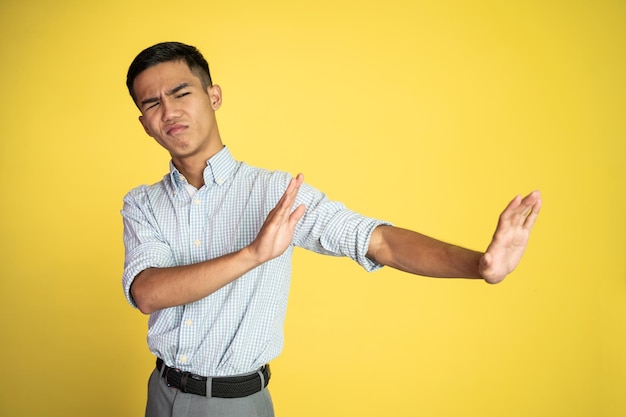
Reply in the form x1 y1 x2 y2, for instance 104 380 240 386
145 367 275 417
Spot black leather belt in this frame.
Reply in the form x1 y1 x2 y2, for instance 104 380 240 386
156 358 270 398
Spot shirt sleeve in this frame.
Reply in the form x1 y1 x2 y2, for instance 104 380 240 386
291 181 392 272
120 186 176 308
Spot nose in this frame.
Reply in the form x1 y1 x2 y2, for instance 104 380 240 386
160 97 180 122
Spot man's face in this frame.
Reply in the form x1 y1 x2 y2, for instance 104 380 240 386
133 60 222 162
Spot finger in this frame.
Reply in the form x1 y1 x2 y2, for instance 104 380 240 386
515 190 541 221
520 190 541 211
272 174 305 222
503 190 541 227
289 204 307 228
498 194 523 227
289 173 304 198
282 174 304 210
274 174 300 205
522 191 542 230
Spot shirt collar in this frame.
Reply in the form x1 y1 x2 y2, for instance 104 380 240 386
168 146 236 193
204 145 236 186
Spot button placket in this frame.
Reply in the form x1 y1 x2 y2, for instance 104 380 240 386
179 189 203 369
190 192 203 252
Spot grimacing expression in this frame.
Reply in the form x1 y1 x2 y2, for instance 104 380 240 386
133 60 222 161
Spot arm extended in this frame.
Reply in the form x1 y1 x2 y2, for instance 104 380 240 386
366 191 542 284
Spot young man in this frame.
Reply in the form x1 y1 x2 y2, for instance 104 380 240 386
121 42 542 417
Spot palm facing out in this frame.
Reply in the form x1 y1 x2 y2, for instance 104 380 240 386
479 191 542 284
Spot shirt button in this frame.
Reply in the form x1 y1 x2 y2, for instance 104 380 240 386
194 199 200 205
194 239 201 246
180 356 187 364
216 178 224 185
185 319 192 326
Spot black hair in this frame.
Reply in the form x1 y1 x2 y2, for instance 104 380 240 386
126 41 213 104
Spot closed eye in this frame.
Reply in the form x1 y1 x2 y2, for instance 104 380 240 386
139 83 192 111
140 97 160 112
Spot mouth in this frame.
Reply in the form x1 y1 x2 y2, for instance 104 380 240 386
166 123 187 136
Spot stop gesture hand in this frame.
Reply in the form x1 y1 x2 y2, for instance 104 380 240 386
250 174 307 263
479 191 542 284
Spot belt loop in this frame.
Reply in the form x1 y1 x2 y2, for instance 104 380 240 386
257 367 265 392
205 377 213 399
159 359 166 378
180 372 189 393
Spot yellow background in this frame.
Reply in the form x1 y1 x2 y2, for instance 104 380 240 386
1 0 624 416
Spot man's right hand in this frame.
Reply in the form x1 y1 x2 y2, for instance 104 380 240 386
131 174 307 315
248 173 307 263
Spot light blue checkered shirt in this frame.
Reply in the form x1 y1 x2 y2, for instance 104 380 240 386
122 146 388 377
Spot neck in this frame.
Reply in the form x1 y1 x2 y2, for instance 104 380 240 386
172 144 224 189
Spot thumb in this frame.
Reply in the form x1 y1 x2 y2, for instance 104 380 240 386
289 204 306 227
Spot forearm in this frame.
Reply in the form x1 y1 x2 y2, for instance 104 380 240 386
130 246 261 314
367 225 484 279
129 174 307 315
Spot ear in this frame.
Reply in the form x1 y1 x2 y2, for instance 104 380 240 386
207 85 222 110
138 115 152 137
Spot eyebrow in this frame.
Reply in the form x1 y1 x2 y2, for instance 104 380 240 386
140 82 192 108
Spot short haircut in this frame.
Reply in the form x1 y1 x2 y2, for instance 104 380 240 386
126 41 213 105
